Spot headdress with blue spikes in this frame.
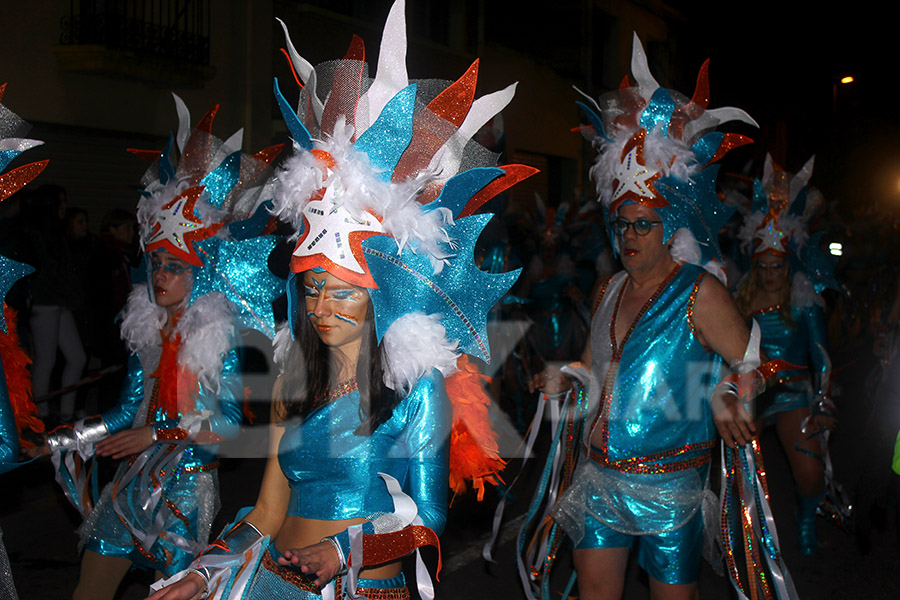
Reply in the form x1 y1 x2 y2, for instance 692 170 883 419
271 0 536 375
0 83 47 334
737 154 838 296
577 33 758 281
128 94 286 338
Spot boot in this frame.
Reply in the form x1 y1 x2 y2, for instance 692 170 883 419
795 493 823 556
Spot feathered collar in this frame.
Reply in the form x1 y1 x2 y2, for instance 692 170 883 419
120 285 235 392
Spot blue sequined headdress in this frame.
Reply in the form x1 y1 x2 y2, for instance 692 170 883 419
738 154 838 300
271 0 535 389
579 33 758 282
129 95 285 338
0 83 47 333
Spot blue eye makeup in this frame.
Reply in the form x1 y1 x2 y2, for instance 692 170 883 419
151 261 190 275
331 289 357 300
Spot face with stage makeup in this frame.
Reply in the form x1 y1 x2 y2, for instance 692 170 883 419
302 270 370 352
753 251 790 294
150 250 193 310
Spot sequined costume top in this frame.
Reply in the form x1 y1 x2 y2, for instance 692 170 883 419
278 370 450 534
0 358 16 473
751 304 829 418
56 289 245 576
586 263 721 472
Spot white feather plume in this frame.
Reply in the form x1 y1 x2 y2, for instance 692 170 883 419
273 117 454 269
590 127 698 207
669 227 702 266
176 292 236 393
272 321 293 373
791 272 824 308
120 285 167 353
380 312 459 395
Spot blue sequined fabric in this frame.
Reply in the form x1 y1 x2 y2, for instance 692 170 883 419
278 371 450 534
752 304 829 419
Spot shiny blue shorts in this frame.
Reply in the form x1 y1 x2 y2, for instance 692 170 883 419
574 509 704 585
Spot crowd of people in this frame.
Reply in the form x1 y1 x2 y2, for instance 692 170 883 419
2 2 899 599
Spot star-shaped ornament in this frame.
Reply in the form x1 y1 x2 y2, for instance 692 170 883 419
754 220 789 255
290 191 386 288
144 186 223 266
609 131 668 213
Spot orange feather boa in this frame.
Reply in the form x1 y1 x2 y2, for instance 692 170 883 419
1 304 44 447
445 355 505 501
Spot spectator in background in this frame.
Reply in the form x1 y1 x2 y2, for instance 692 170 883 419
24 184 87 423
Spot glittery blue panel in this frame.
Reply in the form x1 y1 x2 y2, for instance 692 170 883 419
690 133 721 166
0 149 20 172
794 231 838 294
639 88 675 136
0 256 34 334
751 180 769 214
229 200 273 240
425 167 503 218
279 374 449 532
1 358 20 473
363 213 520 364
201 151 241 209
158 134 176 185
274 78 312 151
190 235 284 339
354 84 416 178
656 164 733 265
576 101 609 142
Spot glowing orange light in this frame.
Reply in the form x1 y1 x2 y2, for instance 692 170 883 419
840 76 854 84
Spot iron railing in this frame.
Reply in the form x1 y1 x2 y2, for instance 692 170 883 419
60 0 211 66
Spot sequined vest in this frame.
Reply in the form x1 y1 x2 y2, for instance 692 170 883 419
586 263 721 473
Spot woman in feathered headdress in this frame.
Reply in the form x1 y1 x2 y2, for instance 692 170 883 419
734 155 840 556
147 2 532 599
29 95 284 600
0 81 49 600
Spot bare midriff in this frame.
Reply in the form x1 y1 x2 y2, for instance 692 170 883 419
274 515 402 579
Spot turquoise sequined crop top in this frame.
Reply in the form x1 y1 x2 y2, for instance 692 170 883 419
278 370 451 535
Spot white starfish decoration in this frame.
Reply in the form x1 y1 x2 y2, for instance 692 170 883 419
612 140 661 202
294 195 385 274
754 221 788 254
145 194 204 254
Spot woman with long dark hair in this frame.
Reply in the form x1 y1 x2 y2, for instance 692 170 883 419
146 2 530 598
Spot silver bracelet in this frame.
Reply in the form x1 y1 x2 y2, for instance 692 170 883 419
189 567 211 599
321 535 347 574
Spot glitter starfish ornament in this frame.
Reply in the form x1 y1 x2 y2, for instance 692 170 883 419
272 0 537 365
578 33 758 283
738 154 838 295
129 94 286 338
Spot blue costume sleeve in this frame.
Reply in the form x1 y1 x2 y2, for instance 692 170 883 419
0 358 20 473
332 371 451 563
100 354 145 434
804 305 830 392
154 346 243 443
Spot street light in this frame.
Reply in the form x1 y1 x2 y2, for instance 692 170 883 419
840 76 854 84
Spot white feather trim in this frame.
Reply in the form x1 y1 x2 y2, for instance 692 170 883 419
590 127 697 207
791 272 823 308
380 312 459 395
175 293 236 393
272 321 293 374
703 259 728 286
120 285 167 354
272 117 453 270
669 228 702 266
